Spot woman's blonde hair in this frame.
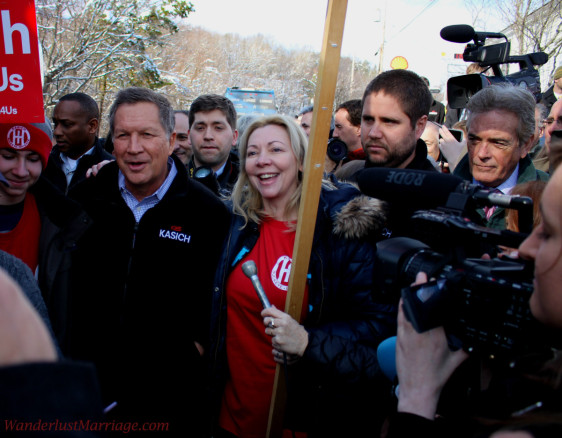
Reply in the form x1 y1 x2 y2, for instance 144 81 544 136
505 180 547 232
230 114 308 228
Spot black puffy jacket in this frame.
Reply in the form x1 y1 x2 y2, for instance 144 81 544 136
209 181 397 437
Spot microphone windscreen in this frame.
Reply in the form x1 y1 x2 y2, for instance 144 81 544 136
357 168 464 210
377 336 397 382
440 24 475 43
241 260 257 277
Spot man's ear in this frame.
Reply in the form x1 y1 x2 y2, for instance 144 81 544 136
414 115 428 139
231 130 239 146
88 118 99 135
520 136 534 159
168 132 177 156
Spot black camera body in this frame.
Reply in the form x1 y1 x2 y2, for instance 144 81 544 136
441 24 548 109
357 168 554 360
375 236 545 360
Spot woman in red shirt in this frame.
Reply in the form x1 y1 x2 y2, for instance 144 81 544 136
210 115 395 438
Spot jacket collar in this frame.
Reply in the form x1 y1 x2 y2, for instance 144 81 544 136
91 153 190 204
50 137 106 162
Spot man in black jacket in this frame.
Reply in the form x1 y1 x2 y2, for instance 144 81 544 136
335 69 436 183
67 88 230 436
44 92 113 196
335 70 437 241
360 70 436 171
187 94 239 196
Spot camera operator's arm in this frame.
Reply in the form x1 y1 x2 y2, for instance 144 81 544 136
396 272 468 420
438 126 466 172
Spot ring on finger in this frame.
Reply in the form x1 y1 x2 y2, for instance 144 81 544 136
269 318 275 329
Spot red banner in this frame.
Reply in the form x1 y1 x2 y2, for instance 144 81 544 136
0 0 44 123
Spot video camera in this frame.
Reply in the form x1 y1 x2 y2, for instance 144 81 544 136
441 24 548 108
357 168 554 361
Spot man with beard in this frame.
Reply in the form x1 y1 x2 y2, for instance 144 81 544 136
336 69 436 182
336 70 437 241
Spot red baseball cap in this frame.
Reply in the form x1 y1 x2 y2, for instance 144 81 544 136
0 123 52 168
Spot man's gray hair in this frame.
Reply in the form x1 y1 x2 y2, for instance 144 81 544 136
109 87 175 138
297 105 314 117
535 102 548 122
466 84 536 147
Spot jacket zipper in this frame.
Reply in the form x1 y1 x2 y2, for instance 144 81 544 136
122 221 139 320
212 230 233 366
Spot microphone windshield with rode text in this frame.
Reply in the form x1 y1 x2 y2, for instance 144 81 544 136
357 168 464 211
357 167 533 213
357 167 534 245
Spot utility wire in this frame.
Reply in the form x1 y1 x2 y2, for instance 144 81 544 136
387 0 441 42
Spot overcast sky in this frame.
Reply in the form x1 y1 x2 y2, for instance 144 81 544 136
186 0 504 90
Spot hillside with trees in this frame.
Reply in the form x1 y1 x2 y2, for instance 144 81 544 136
37 0 377 130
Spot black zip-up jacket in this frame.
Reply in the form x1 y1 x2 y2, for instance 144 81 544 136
67 156 229 435
209 182 397 437
43 138 114 197
30 176 93 352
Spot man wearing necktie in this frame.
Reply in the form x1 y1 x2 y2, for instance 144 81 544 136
453 85 549 229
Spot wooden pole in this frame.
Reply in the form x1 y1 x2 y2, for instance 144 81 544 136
266 1 348 437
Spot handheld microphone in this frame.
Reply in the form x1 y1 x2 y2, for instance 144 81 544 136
242 260 272 309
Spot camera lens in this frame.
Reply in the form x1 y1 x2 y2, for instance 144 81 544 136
327 138 348 162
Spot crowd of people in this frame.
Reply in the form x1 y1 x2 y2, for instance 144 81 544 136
0 60 561 438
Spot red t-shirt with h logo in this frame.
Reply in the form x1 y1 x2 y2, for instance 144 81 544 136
0 194 41 272
219 218 308 438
